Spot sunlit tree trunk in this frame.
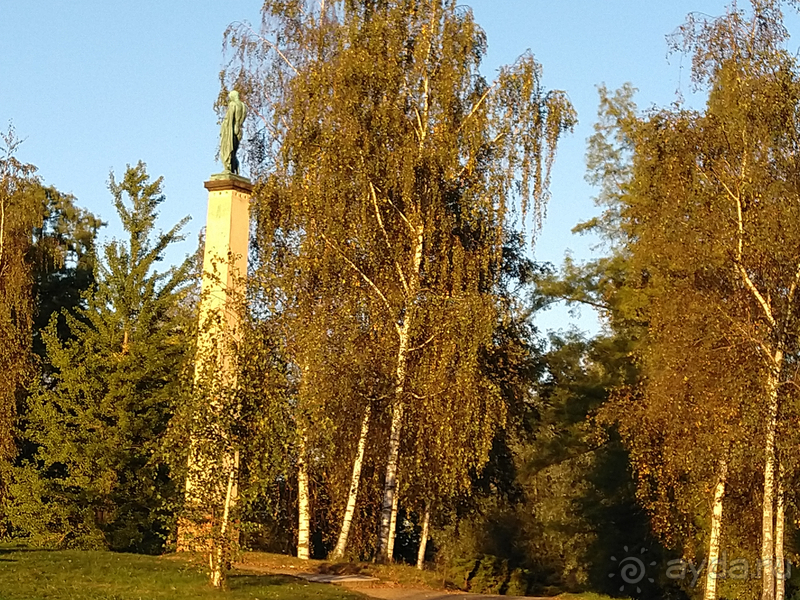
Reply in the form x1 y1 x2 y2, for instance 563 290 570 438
776 466 786 600
704 458 727 600
761 356 781 600
210 448 240 588
378 325 409 559
416 501 431 570
330 403 371 559
297 431 311 560
386 472 401 562
379 225 423 560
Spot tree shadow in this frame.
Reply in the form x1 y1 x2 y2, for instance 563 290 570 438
0 546 54 556
314 561 370 575
577 438 688 600
228 573 298 589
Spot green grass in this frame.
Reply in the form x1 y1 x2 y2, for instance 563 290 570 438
0 546 364 600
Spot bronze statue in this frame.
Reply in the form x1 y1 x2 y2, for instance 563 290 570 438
219 90 246 174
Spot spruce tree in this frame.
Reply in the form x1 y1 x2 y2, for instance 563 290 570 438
11 162 193 552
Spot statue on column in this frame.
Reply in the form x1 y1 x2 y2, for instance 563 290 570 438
219 90 247 175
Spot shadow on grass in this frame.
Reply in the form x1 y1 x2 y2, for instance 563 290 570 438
0 546 54 556
229 574 301 589
315 562 370 576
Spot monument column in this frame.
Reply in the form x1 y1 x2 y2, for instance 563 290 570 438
176 91 251 585
177 173 252 553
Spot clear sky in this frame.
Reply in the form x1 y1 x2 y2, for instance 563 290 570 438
3 1 798 336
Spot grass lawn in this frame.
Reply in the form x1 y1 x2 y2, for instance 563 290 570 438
0 545 364 600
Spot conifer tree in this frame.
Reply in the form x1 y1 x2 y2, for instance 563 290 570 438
11 162 193 551
0 128 101 526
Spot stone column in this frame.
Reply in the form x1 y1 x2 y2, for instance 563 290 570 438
177 174 252 552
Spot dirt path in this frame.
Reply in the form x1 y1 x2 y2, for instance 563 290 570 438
234 563 541 600
338 584 534 600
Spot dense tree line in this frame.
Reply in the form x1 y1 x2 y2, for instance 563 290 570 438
8 1 800 600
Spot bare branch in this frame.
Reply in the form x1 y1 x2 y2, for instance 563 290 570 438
456 83 497 134
408 333 436 353
703 168 738 207
372 182 415 233
735 181 744 263
736 264 775 328
231 20 299 75
782 259 800 333
726 171 775 328
370 182 410 297
319 231 398 333
410 389 445 400
715 304 774 361
414 107 424 143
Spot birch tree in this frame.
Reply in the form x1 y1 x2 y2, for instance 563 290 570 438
0 129 40 512
673 7 800 597
594 4 800 599
223 0 574 561
245 187 393 559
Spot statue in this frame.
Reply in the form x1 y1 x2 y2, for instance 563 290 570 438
219 90 247 175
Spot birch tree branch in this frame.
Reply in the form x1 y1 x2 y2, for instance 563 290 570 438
456 83 497 134
715 304 774 361
232 21 299 75
319 231 398 333
370 182 410 297
781 259 800 334
408 333 436 353
736 264 776 328
731 182 775 328
372 182 415 233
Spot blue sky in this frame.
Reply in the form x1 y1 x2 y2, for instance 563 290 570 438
3 1 798 335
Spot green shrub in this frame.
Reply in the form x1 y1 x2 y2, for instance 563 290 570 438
506 567 531 596
447 557 477 590
469 554 509 595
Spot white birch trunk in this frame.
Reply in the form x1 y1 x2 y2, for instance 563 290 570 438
761 354 782 600
704 458 727 600
378 395 404 560
386 475 400 562
297 432 311 560
330 404 372 560
416 501 431 570
378 225 423 561
210 448 239 588
776 467 786 600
